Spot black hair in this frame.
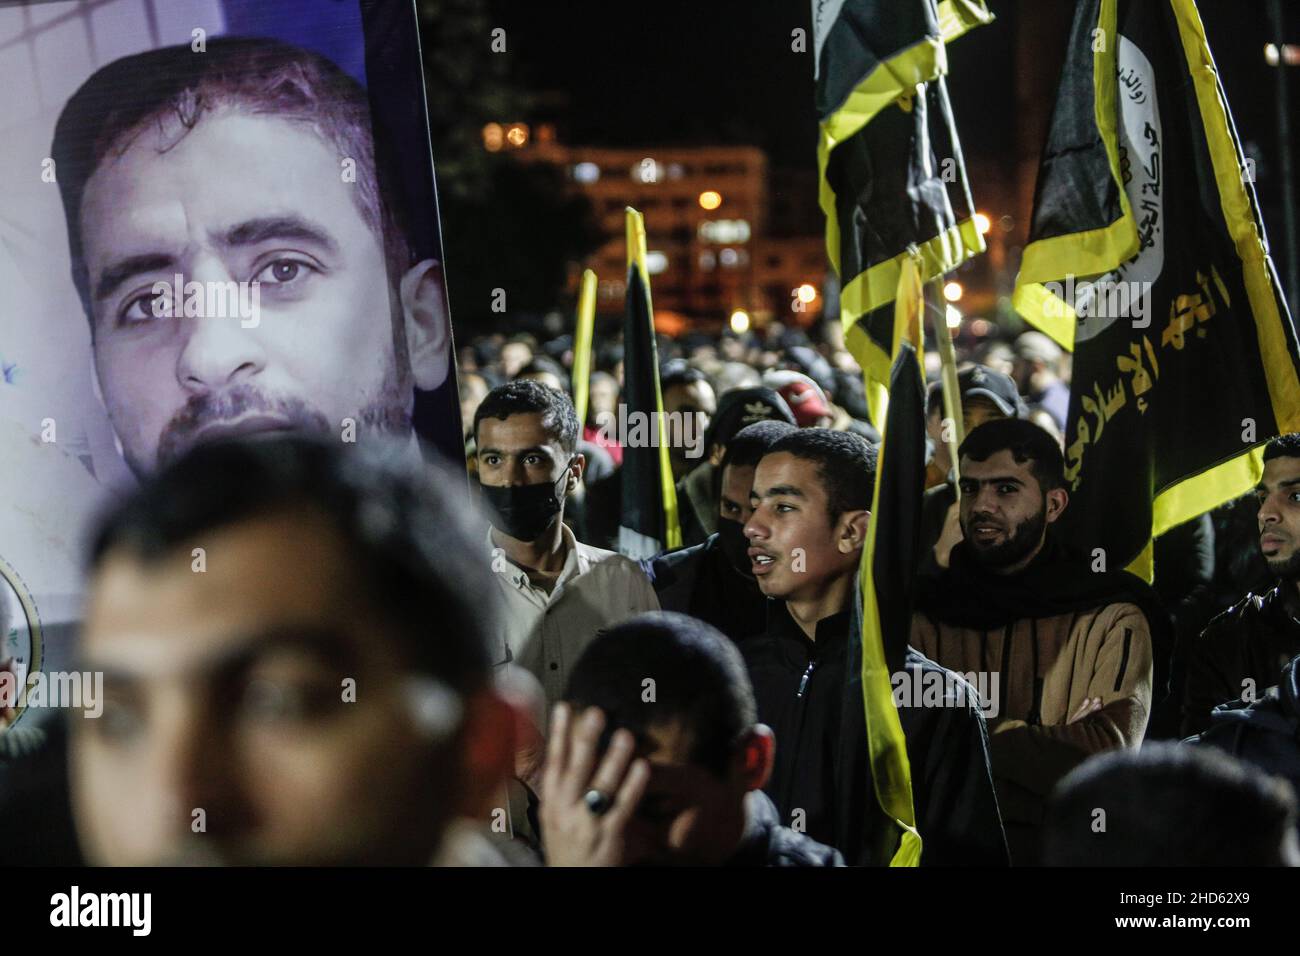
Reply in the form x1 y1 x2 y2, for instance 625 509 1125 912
1043 743 1297 866
1263 433 1300 462
473 380 579 453
51 37 410 327
958 418 1065 492
721 420 798 473
765 428 878 522
564 612 756 778
518 355 572 394
88 436 497 695
659 360 711 392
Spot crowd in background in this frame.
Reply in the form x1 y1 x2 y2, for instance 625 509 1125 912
3 315 1299 868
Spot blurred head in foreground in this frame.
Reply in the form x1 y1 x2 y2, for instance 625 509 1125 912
1042 743 1300 866
73 436 515 865
559 612 773 866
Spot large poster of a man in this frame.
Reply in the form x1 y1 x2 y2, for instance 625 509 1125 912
0 0 461 716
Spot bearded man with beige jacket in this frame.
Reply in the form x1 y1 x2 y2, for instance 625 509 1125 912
910 419 1161 865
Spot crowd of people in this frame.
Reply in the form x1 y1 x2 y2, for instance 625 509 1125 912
3 315 1299 868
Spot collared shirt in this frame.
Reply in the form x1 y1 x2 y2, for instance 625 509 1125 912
487 524 660 704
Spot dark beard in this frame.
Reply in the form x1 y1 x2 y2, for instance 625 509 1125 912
965 506 1048 570
1265 549 1300 583
147 382 412 475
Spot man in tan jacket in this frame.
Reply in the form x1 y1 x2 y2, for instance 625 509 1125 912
910 419 1156 864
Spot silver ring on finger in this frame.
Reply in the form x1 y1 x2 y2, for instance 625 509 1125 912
583 788 612 817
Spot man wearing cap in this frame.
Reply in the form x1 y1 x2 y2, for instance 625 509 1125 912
1013 332 1071 433
921 365 1027 570
676 387 795 547
765 370 834 429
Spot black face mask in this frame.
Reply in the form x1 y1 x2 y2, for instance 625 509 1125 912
481 470 568 542
716 517 752 578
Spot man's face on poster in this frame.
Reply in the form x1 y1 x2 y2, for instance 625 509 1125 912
78 108 445 476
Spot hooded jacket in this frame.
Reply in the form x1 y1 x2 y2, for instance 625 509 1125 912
1182 582 1300 737
741 604 1009 866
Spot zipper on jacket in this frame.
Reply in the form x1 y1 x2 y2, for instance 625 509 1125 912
782 646 818 815
796 660 817 698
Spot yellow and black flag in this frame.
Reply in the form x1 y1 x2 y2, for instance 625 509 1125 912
814 0 991 424
1012 0 1300 579
835 254 928 866
618 208 681 559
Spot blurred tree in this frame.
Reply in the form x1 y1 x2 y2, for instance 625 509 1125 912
416 0 600 333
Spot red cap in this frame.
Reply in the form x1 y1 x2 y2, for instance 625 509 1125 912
777 379 831 427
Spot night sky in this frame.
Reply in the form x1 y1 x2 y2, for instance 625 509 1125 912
494 0 1298 245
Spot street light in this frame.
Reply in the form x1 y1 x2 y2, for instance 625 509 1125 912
1265 43 1300 67
974 212 992 235
699 190 722 210
729 309 751 333
505 123 529 148
943 280 963 302
796 283 817 304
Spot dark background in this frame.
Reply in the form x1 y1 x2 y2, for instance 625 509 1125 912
418 0 1299 337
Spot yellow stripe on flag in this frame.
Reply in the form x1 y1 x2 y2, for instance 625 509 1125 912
859 253 923 867
572 269 597 427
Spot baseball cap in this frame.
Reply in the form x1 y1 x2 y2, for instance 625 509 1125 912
764 370 833 428
927 364 1024 418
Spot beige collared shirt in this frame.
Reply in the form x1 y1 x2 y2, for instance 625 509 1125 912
488 524 660 704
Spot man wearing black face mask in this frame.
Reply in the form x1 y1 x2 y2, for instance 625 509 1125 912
474 381 659 709
643 421 795 642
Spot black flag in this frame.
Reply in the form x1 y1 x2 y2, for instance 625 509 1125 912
1013 0 1300 579
617 208 681 558
814 0 991 422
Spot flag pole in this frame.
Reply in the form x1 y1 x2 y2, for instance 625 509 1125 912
927 276 964 497
571 268 598 427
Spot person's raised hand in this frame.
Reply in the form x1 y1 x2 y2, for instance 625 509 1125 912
538 702 649 867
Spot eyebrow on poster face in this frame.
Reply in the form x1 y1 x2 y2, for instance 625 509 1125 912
92 215 343 303
94 253 176 302
219 215 341 256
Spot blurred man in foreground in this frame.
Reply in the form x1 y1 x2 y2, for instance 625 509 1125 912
1043 743 1299 866
538 613 842 866
71 437 522 865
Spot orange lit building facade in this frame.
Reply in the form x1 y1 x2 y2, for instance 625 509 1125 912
484 123 828 331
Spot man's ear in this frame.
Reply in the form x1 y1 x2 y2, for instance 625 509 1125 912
1045 487 1069 524
567 453 586 491
838 509 871 553
737 725 775 791
399 259 450 392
